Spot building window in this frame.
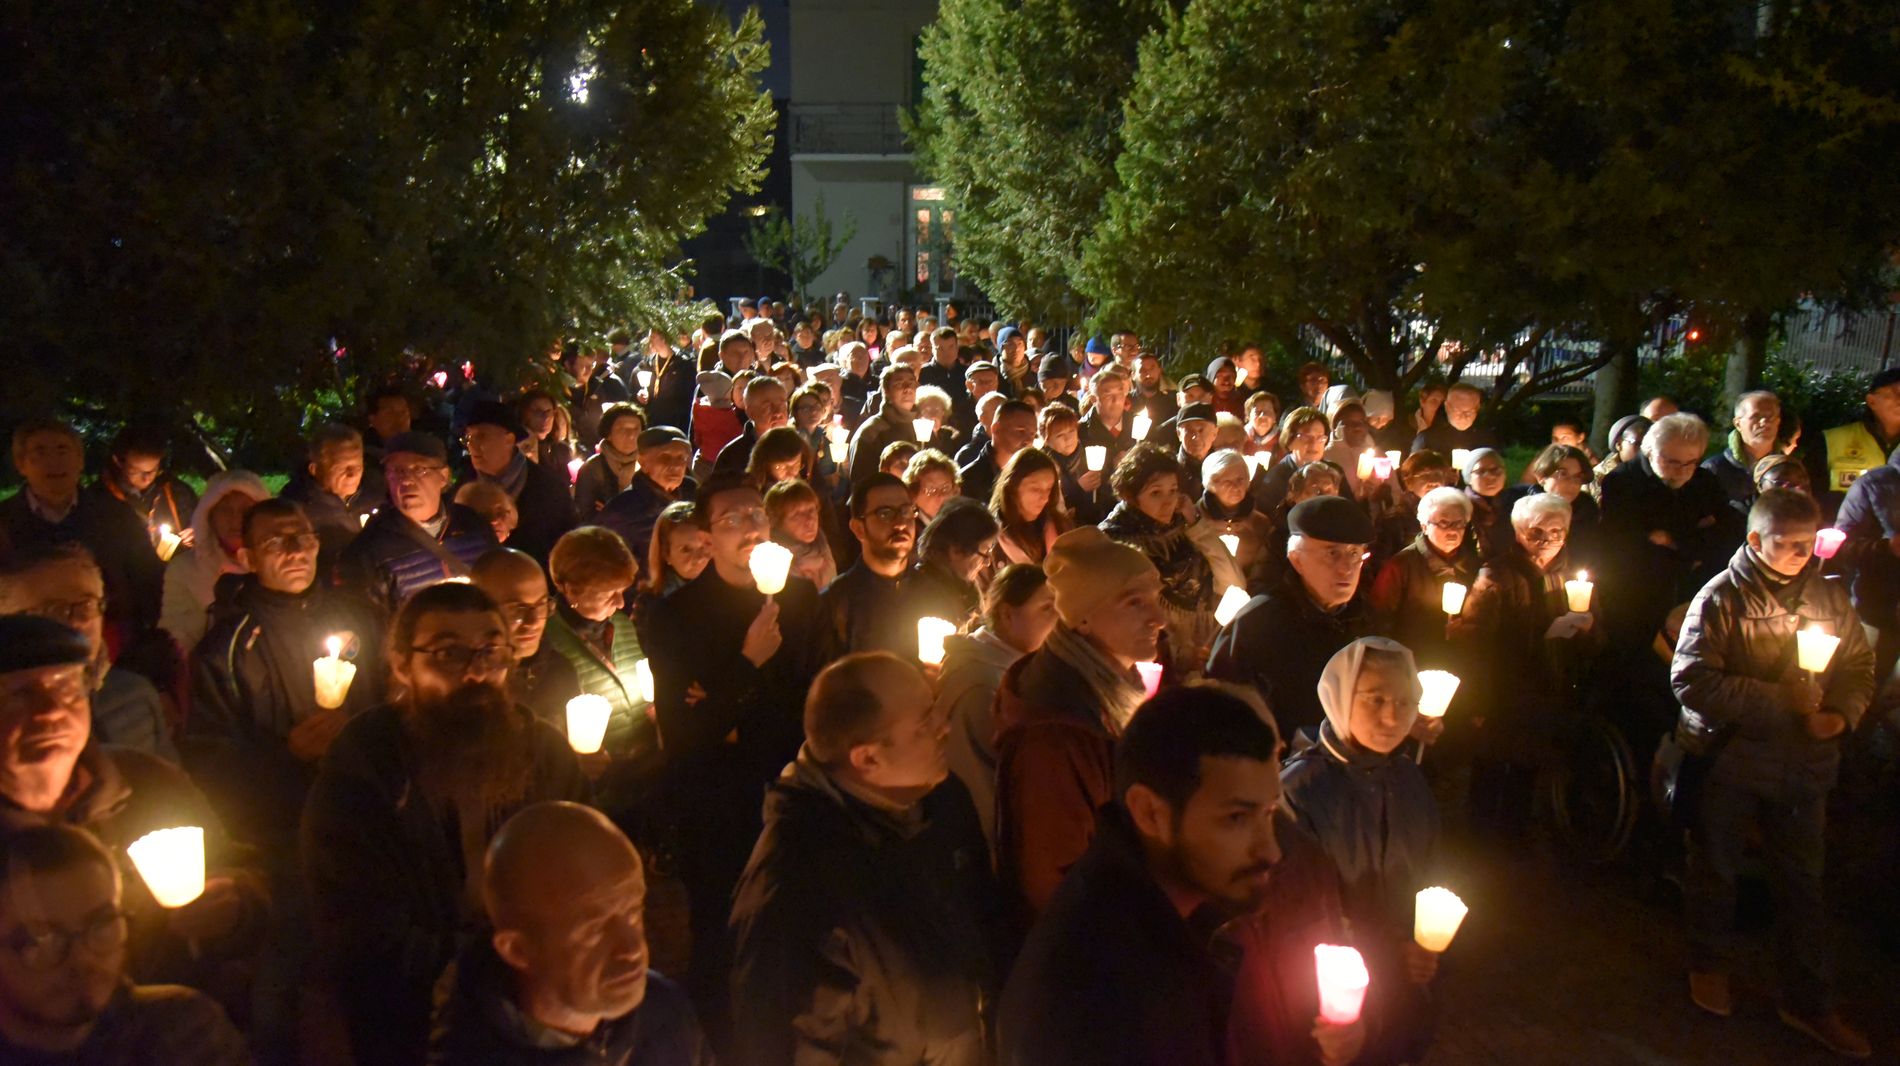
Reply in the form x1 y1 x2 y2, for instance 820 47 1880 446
911 187 945 202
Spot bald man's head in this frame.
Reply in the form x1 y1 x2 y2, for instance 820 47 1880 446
469 547 553 658
485 803 650 1032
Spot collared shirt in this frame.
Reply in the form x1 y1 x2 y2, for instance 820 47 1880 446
25 489 78 525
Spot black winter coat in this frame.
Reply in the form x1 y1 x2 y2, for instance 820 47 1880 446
1597 455 1743 644
598 472 695 578
1672 547 1874 799
819 560 913 657
1207 571 1375 738
729 761 999 1066
333 504 496 618
0 490 164 634
282 470 386 576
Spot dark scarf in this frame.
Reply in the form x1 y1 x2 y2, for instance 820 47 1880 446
482 453 531 500
1103 502 1214 610
1199 490 1258 523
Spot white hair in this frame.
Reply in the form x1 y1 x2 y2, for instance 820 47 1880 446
1510 490 1572 529
1202 448 1249 485
1734 390 1780 417
1643 412 1709 459
836 340 867 367
914 385 954 419
1417 485 1473 524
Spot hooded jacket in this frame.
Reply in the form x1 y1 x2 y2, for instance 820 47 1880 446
936 628 1026 849
1831 448 1900 628
1671 546 1874 798
728 752 999 1066
157 471 272 650
1207 570 1375 739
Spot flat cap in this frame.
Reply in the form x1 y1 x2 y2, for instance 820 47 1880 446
1178 402 1217 424
382 431 448 465
0 615 93 676
1289 495 1374 545
637 426 689 451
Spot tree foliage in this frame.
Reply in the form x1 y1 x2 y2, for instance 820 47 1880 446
743 196 859 303
1 0 774 440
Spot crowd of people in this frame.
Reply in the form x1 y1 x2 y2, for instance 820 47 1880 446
1 291 1898 1064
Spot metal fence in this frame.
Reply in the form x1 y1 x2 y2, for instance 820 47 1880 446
787 104 910 157
1781 306 1897 374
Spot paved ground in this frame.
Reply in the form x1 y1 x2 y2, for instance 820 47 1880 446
1424 827 1900 1065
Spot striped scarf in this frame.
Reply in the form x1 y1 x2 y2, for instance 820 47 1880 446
1040 622 1147 731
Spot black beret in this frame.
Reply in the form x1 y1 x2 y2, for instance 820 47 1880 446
1870 366 1900 393
0 615 93 675
637 426 689 451
464 400 525 438
1178 402 1217 424
1289 495 1375 545
381 431 449 465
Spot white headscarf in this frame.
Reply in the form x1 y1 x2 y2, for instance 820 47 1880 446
158 470 271 648
1316 636 1421 745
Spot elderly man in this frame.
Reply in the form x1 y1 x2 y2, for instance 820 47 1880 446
469 547 583 728
994 528 1166 920
188 499 382 849
1410 382 1498 456
1 419 164 637
714 376 793 473
335 431 497 618
1174 402 1220 500
599 426 696 576
461 401 576 561
431 803 711 1064
0 546 174 760
1209 496 1377 739
1703 390 1783 509
730 653 998 1066
282 422 384 574
960 400 1038 505
957 392 1006 468
301 583 589 1064
1598 412 1741 647
1672 489 1874 1058
849 364 922 486
998 685 1285 1066
0 825 250 1064
0 615 264 1004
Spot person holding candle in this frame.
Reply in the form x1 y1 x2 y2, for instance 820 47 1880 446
1367 449 1454 566
90 426 199 555
0 825 251 1065
992 446 1076 566
1409 382 1497 457
157 469 270 652
1210 496 1378 740
1370 486 1480 667
1828 441 1900 682
998 684 1288 1066
599 426 697 583
301 582 588 1064
1669 489 1874 1055
1501 443 1600 567
1281 638 1444 1063
1321 399 1380 499
571 403 647 517
643 472 829 1031
515 387 576 473
335 431 497 618
907 498 1001 632
765 479 840 591
729 652 998 1066
819 474 920 656
542 527 653 766
1187 449 1273 595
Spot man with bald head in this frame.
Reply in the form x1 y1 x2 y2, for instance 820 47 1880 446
728 652 998 1066
432 802 711 1064
470 546 582 727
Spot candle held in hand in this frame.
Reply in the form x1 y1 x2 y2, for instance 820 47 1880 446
1451 448 1473 474
1218 534 1240 558
1814 527 1847 559
313 636 356 710
1214 585 1250 627
747 541 794 595
1132 411 1153 440
636 369 653 390
916 617 956 666
1440 581 1468 616
155 524 182 562
1564 570 1594 613
1386 449 1402 467
633 659 654 703
1371 457 1393 480
566 694 611 754
1357 450 1375 480
1085 445 1107 472
912 418 935 443
1415 886 1469 952
1417 670 1460 719
1314 944 1370 1025
127 826 206 908
1134 661 1164 698
828 438 850 464
1796 624 1840 673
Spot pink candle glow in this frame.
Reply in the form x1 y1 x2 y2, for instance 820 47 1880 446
1134 661 1164 698
1815 527 1846 560
1314 944 1370 1025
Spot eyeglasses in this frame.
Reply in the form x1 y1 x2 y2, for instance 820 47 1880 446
868 505 921 525
1544 470 1586 485
386 463 447 483
916 483 955 498
256 532 321 555
710 507 771 532
1520 527 1568 545
4 906 127 971
1468 464 1505 479
1425 519 1467 532
499 598 554 626
408 642 515 671
26 597 106 628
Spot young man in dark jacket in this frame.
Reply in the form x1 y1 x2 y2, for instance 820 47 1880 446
301 583 589 1065
729 653 1000 1066
1671 488 1875 1058
430 803 711 1065
90 424 199 547
334 431 497 619
819 474 916 656
461 400 577 562
998 684 1286 1066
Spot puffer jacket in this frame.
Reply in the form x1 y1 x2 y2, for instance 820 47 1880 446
1832 451 1900 628
1671 546 1874 798
333 504 496 617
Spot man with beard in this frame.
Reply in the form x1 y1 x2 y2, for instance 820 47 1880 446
599 427 696 579
281 422 385 575
0 825 250 1064
820 474 918 656
431 803 712 1064
335 431 497 618
998 684 1284 1066
461 401 577 562
301 582 589 1065
469 547 582 729
1409 383 1498 456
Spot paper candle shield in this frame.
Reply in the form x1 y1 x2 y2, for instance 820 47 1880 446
1415 886 1470 952
1314 944 1370 1025
127 826 206 909
633 659 655 703
155 524 182 563
1085 445 1108 472
1218 534 1241 558
566 694 612 754
1417 670 1460 719
1797 625 1840 673
1440 581 1468 616
1815 527 1847 560
1356 450 1375 479
917 617 956 666
912 418 935 442
567 458 584 483
1134 661 1164 698
828 439 850 464
1451 448 1473 473
1214 585 1250 627
1132 412 1153 439
747 542 794 595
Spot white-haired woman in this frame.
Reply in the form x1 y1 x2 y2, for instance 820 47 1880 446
1187 449 1276 595
1460 446 1512 560
1369 485 1480 664
1449 491 1602 839
912 384 959 452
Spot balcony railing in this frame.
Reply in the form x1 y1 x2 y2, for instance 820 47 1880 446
788 103 910 157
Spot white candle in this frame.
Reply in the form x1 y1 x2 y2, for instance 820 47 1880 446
1796 624 1840 673
155 524 182 562
313 636 357 710
1132 411 1153 439
1565 570 1594 613
1214 584 1250 627
917 616 956 666
828 438 850 464
1314 944 1370 1025
1085 445 1108 472
1218 533 1241 558
1441 581 1468 616
747 541 794 595
1357 449 1376 480
1451 448 1473 473
1815 527 1846 560
1245 452 1267 475
1417 669 1460 719
565 694 612 754
1371 457 1393 480
567 457 584 483
127 826 206 908
636 369 653 390
912 417 935 442
826 422 850 444
1386 449 1403 467
431 370 448 389
1134 660 1164 698
1415 886 1470 952
633 658 654 703
359 510 374 528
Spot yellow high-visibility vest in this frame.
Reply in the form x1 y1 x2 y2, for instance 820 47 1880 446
1824 422 1886 492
